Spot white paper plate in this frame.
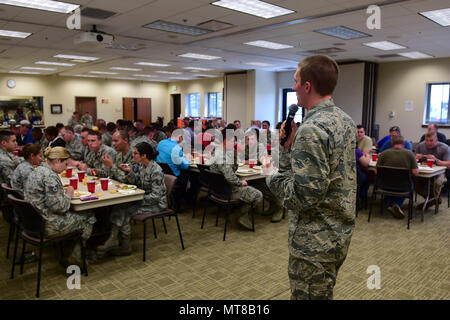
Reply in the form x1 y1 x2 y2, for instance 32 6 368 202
118 189 136 195
236 168 252 173
72 191 91 199
117 184 137 190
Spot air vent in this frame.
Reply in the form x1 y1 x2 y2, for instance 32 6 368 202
197 20 233 32
106 43 146 51
81 7 117 20
375 54 401 59
306 47 346 54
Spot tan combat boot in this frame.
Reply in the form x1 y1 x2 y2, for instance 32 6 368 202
97 226 120 253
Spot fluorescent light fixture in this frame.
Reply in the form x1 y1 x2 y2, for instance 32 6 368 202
35 61 75 66
169 77 192 80
73 74 100 78
419 8 450 27
54 54 99 61
0 29 32 38
0 0 79 13
315 26 370 40
155 71 183 75
183 67 213 71
398 51 434 59
363 41 406 50
195 74 219 78
88 71 118 75
133 74 157 78
246 62 274 67
110 67 142 71
143 20 211 36
135 62 171 67
178 53 222 60
9 70 40 74
21 66 56 71
212 0 295 19
111 77 137 81
244 40 293 50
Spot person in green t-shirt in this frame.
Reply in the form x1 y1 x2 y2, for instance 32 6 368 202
357 125 373 155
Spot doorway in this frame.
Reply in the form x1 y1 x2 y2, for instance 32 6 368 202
75 97 97 124
123 98 152 125
172 94 181 120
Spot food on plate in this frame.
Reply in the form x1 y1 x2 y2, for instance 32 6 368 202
109 190 118 194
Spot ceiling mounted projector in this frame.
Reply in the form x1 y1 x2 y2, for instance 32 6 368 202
74 31 114 46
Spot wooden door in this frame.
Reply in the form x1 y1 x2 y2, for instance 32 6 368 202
123 98 134 122
136 98 151 126
75 97 97 124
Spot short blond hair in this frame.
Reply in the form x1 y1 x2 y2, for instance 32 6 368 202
298 55 339 96
44 147 70 160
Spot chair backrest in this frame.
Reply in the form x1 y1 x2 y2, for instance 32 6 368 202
7 194 45 238
204 169 233 200
376 166 413 193
164 174 177 209
1 183 24 200
157 161 175 176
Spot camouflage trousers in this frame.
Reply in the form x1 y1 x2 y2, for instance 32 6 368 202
231 185 263 213
110 201 161 236
250 180 282 212
45 211 96 242
288 256 344 300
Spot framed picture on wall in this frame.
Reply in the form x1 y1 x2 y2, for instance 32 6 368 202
50 104 62 114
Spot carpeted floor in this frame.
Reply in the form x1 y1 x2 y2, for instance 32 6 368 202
0 194 448 300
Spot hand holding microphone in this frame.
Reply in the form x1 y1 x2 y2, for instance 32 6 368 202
280 104 299 148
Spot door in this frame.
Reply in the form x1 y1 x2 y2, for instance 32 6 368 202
172 94 181 120
136 98 151 126
75 97 97 124
123 98 134 122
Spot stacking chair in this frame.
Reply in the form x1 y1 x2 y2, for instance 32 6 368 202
201 169 254 241
1 183 24 259
192 163 210 218
8 194 87 298
131 174 185 262
368 166 414 229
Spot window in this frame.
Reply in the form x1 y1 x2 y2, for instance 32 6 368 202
205 92 223 117
185 93 200 117
282 89 303 123
425 83 450 125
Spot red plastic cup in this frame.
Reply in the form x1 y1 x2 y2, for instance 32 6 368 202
249 162 255 168
100 178 109 191
372 154 378 161
69 177 78 190
427 159 434 168
14 150 18 157
66 167 73 178
87 180 96 193
77 171 85 182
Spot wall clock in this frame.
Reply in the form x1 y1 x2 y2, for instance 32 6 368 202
7 79 16 88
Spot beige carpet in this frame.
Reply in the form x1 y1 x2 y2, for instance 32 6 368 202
0 195 448 300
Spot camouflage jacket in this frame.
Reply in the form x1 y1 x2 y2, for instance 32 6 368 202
109 148 134 182
67 117 80 128
39 135 49 151
102 132 112 147
66 137 84 161
124 160 167 213
81 115 93 128
266 99 357 263
11 160 37 192
210 148 241 192
153 131 167 144
84 144 117 177
0 147 22 185
24 163 71 222
130 136 157 151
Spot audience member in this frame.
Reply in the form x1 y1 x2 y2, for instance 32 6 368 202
379 126 412 152
357 125 373 155
11 143 43 192
45 126 65 148
60 126 84 161
419 123 447 143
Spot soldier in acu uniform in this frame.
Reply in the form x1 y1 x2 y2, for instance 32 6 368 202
24 147 96 267
266 55 356 300
78 130 116 177
101 130 134 182
97 142 167 256
0 131 22 194
61 126 84 161
11 143 43 192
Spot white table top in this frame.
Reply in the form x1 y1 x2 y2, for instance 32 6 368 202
369 161 446 177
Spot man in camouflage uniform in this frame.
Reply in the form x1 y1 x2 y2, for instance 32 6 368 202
101 130 134 182
210 130 263 230
81 112 93 128
24 147 96 266
101 122 116 147
98 142 167 256
11 143 43 192
266 55 356 300
79 130 116 177
68 111 81 128
0 131 22 200
60 126 84 161
130 126 157 151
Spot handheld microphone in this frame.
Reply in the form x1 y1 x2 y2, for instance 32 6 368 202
281 104 299 146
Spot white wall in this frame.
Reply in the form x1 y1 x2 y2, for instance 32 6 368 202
254 70 277 129
224 73 248 126
276 70 295 123
376 57 450 142
0 74 168 126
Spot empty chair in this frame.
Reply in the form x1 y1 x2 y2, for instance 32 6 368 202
1 183 23 259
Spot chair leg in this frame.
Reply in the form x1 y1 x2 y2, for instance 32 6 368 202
408 197 412 230
20 240 26 275
36 242 43 298
161 217 167 234
201 204 207 229
6 222 14 259
368 192 376 222
174 214 185 250
143 221 147 262
192 193 197 218
10 225 20 279
152 218 157 239
215 210 219 227
380 195 384 216
80 237 87 276
223 206 230 241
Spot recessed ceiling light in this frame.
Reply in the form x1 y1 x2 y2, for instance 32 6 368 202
9 70 40 74
211 0 295 19
178 53 222 60
110 67 142 71
315 26 370 40
0 29 32 38
244 40 293 50
246 62 274 67
89 71 118 75
21 66 56 71
363 41 406 50
183 67 213 71
73 74 100 78
0 0 79 14
35 61 75 66
419 8 450 27
143 20 212 36
133 74 157 78
155 71 183 75
398 51 434 59
135 62 171 67
54 54 99 61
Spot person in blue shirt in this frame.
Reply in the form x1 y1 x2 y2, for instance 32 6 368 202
18 120 35 146
379 126 412 152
